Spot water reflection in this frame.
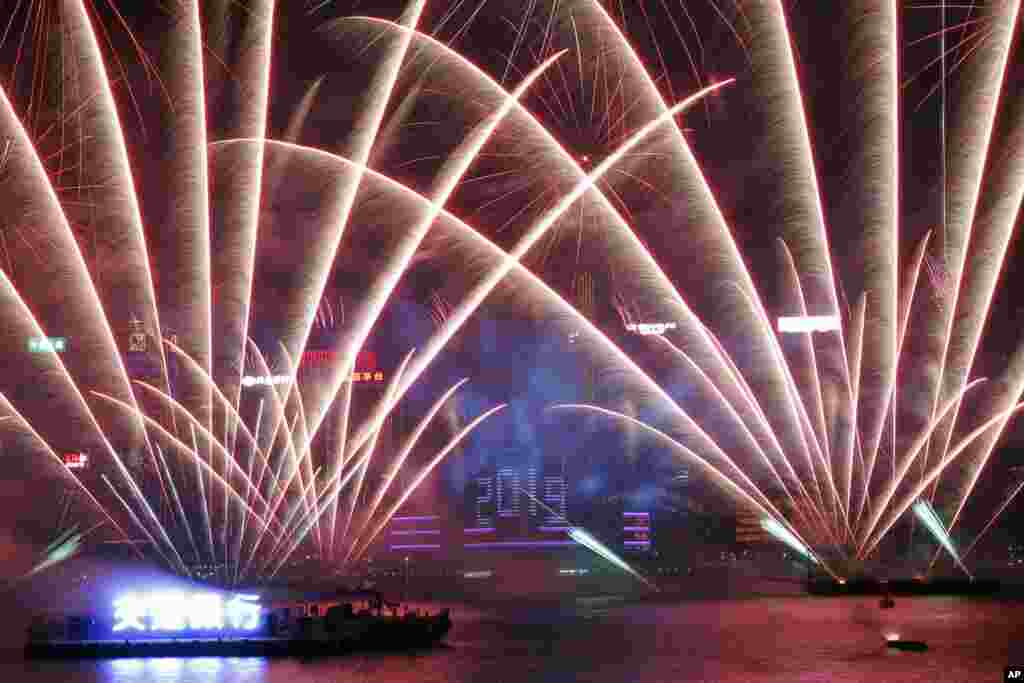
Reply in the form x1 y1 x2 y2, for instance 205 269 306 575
8 598 1023 682
106 656 266 682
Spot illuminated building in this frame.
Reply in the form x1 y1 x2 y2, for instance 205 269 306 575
622 511 652 552
116 310 391 564
735 511 771 546
388 515 442 554
672 467 690 488
1009 543 1024 567
463 462 572 550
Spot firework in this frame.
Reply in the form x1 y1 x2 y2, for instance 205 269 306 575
1 1 1022 587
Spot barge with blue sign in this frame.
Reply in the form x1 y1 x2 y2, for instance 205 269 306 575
24 589 452 658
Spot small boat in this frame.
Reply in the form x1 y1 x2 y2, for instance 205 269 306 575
886 639 928 652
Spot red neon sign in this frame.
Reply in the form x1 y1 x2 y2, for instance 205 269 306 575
300 349 377 371
63 452 89 470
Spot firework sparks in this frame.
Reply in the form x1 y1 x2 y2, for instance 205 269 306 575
1 0 1023 586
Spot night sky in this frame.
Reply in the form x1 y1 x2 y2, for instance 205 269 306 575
0 1 1022 557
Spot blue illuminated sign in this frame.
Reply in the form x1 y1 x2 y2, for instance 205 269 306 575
112 592 261 633
28 337 66 353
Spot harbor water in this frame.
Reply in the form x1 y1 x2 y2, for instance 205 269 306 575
4 594 1022 682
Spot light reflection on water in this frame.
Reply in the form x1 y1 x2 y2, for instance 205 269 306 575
6 597 1022 682
106 657 266 682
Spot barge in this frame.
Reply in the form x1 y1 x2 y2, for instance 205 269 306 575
25 590 451 659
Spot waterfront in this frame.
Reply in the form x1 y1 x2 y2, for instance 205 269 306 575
5 594 1022 682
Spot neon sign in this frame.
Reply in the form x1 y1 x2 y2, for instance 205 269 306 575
256 349 384 382
112 592 261 632
471 468 568 534
127 315 148 352
777 315 841 333
242 371 385 388
28 337 67 353
241 374 291 387
350 371 385 383
624 322 677 336
297 349 377 369
62 452 89 470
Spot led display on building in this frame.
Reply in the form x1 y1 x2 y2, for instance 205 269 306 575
777 315 841 333
464 465 572 550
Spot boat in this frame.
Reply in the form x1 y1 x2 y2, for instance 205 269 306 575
886 639 928 652
24 594 452 659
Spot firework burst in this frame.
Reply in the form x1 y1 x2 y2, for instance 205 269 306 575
0 1 1022 587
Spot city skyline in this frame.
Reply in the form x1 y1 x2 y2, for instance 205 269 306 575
0 1 1023 584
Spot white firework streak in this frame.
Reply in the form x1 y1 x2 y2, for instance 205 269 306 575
551 403 838 582
862 400 1024 560
283 50 570 486
0 396 138 556
264 0 427 467
344 14 846 546
159 0 222 571
343 404 510 569
58 0 172 413
934 2 1024 538
5 0 1024 582
923 1 1021 500
310 82 733 505
352 12 829 537
325 366 354 561
225 139 812 573
912 500 969 576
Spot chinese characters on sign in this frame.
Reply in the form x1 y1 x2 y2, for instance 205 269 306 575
624 322 678 336
112 592 261 633
241 374 291 387
27 337 66 353
352 371 384 383
62 452 89 470
777 315 841 333
241 371 385 389
128 315 148 352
